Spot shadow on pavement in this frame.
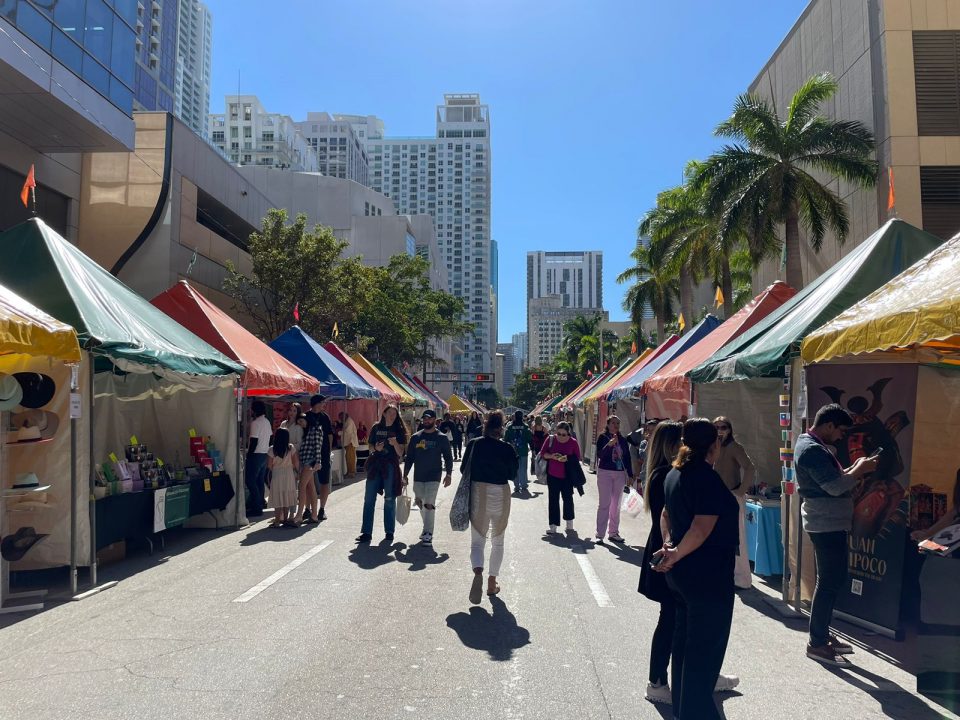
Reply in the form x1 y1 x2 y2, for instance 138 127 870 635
347 537 400 570
239 523 318 545
445 596 531 661
393 544 450 571
598 540 646 568
510 489 543 500
541 529 597 553
827 664 953 720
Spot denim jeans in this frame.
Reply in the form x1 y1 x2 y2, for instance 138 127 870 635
514 454 529 492
245 452 268 514
809 530 848 647
361 464 396 535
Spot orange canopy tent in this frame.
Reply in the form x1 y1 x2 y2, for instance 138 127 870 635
151 280 319 396
324 342 400 405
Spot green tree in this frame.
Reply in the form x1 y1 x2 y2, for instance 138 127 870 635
510 367 549 410
617 240 677 340
695 72 878 290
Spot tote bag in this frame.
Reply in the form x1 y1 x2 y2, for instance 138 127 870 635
449 441 474 531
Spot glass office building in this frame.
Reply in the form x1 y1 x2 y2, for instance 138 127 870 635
1 0 138 115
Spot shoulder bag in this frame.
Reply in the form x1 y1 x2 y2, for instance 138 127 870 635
449 440 474 531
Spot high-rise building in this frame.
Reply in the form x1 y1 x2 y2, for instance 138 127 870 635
209 95 318 171
360 94 493 380
512 331 528 371
526 251 603 308
495 343 516 396
528 296 607 368
295 113 370 185
173 0 212 138
133 0 177 113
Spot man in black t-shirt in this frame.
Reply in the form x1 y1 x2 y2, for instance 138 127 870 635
307 395 333 521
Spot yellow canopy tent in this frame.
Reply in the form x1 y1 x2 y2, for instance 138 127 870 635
0 283 81 367
447 394 475 414
579 350 652 405
351 352 414 404
802 234 960 365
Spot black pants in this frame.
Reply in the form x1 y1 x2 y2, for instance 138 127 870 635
667 549 735 720
547 476 574 527
453 440 462 459
649 594 676 685
245 452 268 514
809 530 848 647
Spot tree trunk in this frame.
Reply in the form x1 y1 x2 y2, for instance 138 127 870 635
721 256 734 319
656 317 665 345
784 208 804 290
680 265 694 333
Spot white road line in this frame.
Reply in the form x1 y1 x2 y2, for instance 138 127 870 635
574 553 614 607
232 540 333 603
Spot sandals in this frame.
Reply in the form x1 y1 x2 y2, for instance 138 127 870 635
469 574 484 605
487 583 501 596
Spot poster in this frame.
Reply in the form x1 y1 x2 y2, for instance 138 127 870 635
805 363 917 634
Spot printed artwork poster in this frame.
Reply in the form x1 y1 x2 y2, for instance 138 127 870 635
805 363 918 634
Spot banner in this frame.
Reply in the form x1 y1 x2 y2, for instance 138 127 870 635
806 363 917 633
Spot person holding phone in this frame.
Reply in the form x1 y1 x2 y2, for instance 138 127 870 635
795 403 878 666
357 405 407 543
539 421 581 535
595 415 634 543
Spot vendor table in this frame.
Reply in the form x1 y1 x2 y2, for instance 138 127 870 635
745 499 784 576
330 448 346 485
95 473 234 551
917 553 960 697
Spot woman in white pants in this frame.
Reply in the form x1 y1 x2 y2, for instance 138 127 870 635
461 411 520 604
712 417 756 589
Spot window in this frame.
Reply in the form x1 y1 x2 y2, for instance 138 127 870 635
914 32 960 135
921 166 960 238
243 105 252 121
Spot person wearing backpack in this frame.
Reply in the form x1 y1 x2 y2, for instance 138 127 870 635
504 411 534 496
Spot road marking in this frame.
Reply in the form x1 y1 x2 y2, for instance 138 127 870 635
232 540 333 602
574 553 614 607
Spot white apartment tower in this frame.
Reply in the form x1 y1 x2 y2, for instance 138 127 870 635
527 251 603 308
209 95 318 171
174 0 213 138
296 113 370 185
364 94 493 379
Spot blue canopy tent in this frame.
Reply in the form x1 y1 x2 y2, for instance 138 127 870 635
608 315 722 402
269 327 379 399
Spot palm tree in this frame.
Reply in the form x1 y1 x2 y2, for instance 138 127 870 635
695 73 878 290
617 237 677 341
559 313 602 368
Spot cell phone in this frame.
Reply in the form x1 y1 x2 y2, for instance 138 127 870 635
869 447 885 460
649 554 664 568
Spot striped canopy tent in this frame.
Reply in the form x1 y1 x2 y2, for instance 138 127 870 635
403 372 449 412
324 342 401 405
530 394 560 416
604 335 681 401
351 352 415 405
374 362 429 406
578 351 654 406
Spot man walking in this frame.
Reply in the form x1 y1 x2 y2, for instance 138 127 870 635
504 410 533 495
340 411 359 478
246 400 272 517
795 403 877 666
403 409 454 546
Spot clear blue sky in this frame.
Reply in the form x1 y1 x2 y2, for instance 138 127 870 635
205 0 808 343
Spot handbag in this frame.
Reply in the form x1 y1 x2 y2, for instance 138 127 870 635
566 454 587 495
535 436 552 480
396 486 412 525
449 441 474 531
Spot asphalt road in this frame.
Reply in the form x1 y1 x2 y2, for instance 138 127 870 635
0 463 955 720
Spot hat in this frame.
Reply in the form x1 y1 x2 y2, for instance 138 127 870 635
12 473 40 489
421 409 437 419
310 394 327 406
15 425 41 443
1 527 48 562
12 410 59 440
0 373 23 411
13 373 55 409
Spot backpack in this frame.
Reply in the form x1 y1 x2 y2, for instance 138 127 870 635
508 424 525 453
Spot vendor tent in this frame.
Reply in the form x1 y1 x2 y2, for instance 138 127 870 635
579 352 653 406
448 394 474 414
530 394 560 416
373 361 427 406
0 283 81 364
404 373 448 411
151 281 318 396
604 336 681 402
802 232 960 364
690 219 944 383
270 327 378 399
352 353 415 405
324 343 401 405
644 282 797 418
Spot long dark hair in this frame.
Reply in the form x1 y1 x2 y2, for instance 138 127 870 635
484 410 505 438
673 418 718 469
272 427 290 458
645 421 683 514
713 415 735 446
377 404 406 441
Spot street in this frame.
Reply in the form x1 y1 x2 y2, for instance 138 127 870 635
0 466 954 720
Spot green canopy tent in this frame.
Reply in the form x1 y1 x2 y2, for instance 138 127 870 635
0 219 244 586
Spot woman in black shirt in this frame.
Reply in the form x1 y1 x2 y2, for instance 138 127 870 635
654 418 739 719
462 411 519 604
356 405 407 543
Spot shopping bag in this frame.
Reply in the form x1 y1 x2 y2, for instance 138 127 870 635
396 488 412 526
621 486 645 518
449 443 474 531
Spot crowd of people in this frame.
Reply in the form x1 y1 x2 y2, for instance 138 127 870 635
246 396 923 718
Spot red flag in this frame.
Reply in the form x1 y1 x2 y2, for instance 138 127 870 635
631 341 638 354
887 167 896 213
604 360 609 369
293 302 300 322
20 164 35 208
587 369 593 378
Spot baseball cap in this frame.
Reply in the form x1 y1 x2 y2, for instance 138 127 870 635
421 409 437 419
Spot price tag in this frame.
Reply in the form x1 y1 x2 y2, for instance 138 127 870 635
109 452 118 463
130 435 139 445
69 392 81 419
203 478 211 492
188 428 197 438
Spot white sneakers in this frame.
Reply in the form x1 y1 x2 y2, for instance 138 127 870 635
565 520 575 531
644 674 741 705
714 674 741 692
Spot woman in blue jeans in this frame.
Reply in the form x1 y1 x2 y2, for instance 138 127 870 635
356 405 407 543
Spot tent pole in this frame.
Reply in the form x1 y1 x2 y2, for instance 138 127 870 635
69 364 78 596
235 385 245 528
88 358 97 588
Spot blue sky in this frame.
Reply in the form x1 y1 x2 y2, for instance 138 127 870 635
205 0 808 343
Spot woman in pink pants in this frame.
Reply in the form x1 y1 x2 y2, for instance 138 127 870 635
594 415 634 543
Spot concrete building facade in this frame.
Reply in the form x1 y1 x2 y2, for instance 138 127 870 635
173 0 212 138
296 112 370 186
512 331 528 371
750 0 960 291
526 250 603 309
528 296 608 369
209 95 318 171
495 342 516 397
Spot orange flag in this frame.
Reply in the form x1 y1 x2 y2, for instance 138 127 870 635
678 313 686 332
20 164 35 208
631 341 638 354
715 286 724 309
887 167 896 213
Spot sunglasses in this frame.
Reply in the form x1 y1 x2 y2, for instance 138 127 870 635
556 432 569 438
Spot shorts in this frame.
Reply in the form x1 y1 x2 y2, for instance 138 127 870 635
313 453 331 490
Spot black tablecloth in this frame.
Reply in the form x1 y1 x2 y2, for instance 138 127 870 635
95 474 234 550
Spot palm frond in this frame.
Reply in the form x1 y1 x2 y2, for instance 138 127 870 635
785 72 839 135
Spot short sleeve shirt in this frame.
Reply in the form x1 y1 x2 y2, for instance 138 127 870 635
250 416 272 454
663 459 738 549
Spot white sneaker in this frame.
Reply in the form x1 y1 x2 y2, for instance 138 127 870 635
565 520 575 531
645 682 671 704
714 673 740 692
546 525 559 535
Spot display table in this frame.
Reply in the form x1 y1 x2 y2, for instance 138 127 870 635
917 554 960 697
95 473 234 550
745 499 783 576
330 449 347 485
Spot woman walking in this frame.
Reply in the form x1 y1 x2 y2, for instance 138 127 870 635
654 419 740 719
539 421 581 535
466 411 483 442
504 410 533 495
267 428 299 528
713 416 756 589
638 421 683 704
357 405 407 543
530 416 548 481
595 415 634 543
462 410 518 604
453 417 465 460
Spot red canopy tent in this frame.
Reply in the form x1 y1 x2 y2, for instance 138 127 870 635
151 280 319 396
642 281 797 419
